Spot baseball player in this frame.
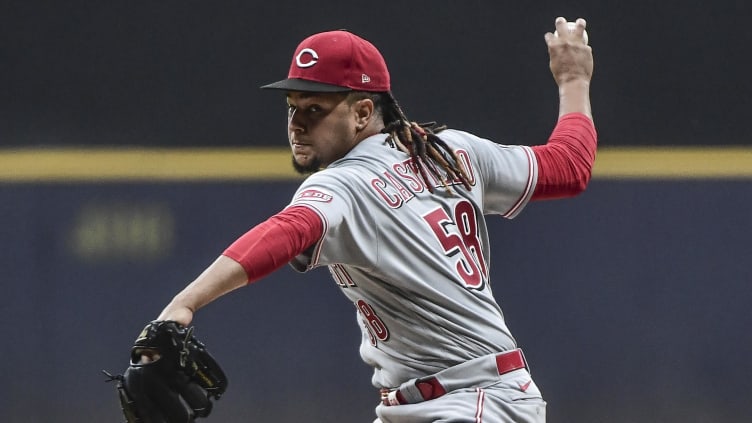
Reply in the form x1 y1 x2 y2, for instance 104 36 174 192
152 17 595 422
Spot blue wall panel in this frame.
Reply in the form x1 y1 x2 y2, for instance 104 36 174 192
1 180 750 422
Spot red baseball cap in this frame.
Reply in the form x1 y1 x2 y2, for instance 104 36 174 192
261 30 391 92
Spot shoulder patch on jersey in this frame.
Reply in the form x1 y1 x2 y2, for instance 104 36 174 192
296 188 334 203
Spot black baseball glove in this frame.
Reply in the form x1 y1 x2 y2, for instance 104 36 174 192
104 320 228 422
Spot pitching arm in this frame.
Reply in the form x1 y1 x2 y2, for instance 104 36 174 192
529 17 597 201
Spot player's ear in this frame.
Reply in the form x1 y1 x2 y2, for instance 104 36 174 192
353 97 375 128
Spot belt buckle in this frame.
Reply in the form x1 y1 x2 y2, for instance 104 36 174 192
495 348 530 375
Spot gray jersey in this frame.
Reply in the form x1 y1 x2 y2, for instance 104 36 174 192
288 130 538 389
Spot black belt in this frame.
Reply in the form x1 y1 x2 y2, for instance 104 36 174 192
380 349 527 406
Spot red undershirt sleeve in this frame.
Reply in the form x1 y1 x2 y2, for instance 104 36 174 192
531 112 598 200
222 205 324 284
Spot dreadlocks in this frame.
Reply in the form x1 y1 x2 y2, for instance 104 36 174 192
349 91 472 193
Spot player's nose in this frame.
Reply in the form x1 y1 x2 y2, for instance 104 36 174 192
287 108 305 133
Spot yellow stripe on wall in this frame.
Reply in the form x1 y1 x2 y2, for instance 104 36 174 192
593 147 752 179
0 147 302 182
0 146 750 182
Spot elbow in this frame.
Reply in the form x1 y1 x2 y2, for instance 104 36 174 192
572 166 593 195
554 161 593 198
531 169 591 200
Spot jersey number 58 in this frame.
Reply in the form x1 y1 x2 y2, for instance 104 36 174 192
423 201 488 290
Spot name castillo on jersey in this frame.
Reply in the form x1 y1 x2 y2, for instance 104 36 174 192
293 149 477 210
370 149 476 209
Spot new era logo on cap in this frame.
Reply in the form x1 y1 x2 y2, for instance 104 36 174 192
261 30 391 93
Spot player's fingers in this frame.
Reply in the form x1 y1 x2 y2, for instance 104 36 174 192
573 18 587 37
132 348 161 364
550 17 590 46
545 17 565 44
554 16 568 34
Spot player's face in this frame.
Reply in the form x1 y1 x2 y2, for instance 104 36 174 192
286 91 361 174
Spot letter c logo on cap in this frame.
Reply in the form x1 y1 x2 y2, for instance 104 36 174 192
296 48 318 68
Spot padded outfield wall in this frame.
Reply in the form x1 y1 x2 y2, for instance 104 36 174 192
1 148 750 423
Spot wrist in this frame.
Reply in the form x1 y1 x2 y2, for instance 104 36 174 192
558 78 590 95
157 301 195 326
558 78 592 118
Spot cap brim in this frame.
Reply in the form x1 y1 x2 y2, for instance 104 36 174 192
260 78 351 92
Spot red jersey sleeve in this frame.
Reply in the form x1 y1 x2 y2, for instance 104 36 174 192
222 205 324 283
531 113 597 200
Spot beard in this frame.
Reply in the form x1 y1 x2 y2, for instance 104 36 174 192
291 155 323 175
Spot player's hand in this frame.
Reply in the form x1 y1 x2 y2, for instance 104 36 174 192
157 303 194 327
544 17 593 86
